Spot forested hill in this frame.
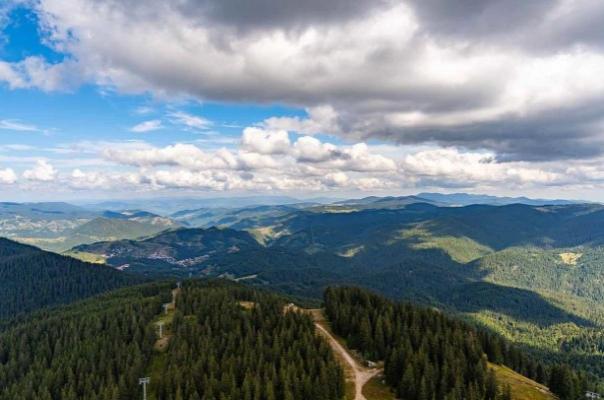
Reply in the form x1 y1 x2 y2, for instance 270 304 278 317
324 286 599 400
0 280 345 400
0 237 143 320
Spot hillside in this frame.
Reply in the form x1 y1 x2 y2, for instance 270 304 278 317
0 204 180 252
73 227 264 273
0 280 345 400
0 238 143 319
324 286 593 400
489 363 555 400
67 202 604 382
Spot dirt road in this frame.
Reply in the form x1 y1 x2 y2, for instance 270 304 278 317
314 322 381 400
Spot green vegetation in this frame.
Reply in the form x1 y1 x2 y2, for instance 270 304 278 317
0 282 169 399
361 376 396 400
60 202 604 385
0 238 142 320
63 249 107 263
152 281 345 399
324 287 598 400
398 227 493 263
488 363 554 400
0 280 346 399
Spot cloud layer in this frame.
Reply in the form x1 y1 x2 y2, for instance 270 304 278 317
0 0 600 163
3 0 604 197
7 128 604 197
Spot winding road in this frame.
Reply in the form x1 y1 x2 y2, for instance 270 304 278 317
314 321 381 400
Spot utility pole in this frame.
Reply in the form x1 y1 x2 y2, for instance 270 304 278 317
158 321 164 339
139 377 150 400
163 303 169 315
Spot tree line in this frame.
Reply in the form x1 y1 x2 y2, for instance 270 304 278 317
152 281 345 400
0 282 169 399
0 237 143 320
324 286 599 400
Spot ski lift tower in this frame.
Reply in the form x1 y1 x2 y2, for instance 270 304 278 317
139 377 150 400
157 321 164 339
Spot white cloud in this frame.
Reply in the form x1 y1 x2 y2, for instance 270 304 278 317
0 119 42 132
169 111 211 130
23 160 58 182
130 120 163 133
264 106 340 136
0 57 81 91
0 168 17 184
1 0 604 165
403 148 561 186
293 136 338 163
322 172 349 187
241 127 291 155
70 168 109 189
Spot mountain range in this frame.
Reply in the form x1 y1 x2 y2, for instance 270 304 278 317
1 193 603 398
0 202 180 252
67 199 604 379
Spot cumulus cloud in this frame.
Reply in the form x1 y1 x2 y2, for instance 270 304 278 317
5 0 604 196
0 168 17 184
402 148 561 186
10 129 604 195
5 0 600 162
93 125 583 193
241 127 290 155
130 120 163 133
264 106 341 136
23 160 58 182
0 57 82 91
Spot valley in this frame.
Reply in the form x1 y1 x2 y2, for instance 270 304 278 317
1 194 604 399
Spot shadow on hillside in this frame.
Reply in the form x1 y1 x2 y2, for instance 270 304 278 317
347 245 595 328
444 281 594 328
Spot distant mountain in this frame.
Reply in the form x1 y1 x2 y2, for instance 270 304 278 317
326 195 442 210
0 238 142 319
83 195 310 215
72 215 178 239
0 203 180 253
0 201 97 219
171 204 311 228
72 227 349 294
417 192 583 206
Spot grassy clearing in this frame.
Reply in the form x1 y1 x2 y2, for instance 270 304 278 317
490 363 556 400
238 300 256 310
63 250 107 264
396 227 493 263
559 252 582 265
337 245 365 258
362 375 396 400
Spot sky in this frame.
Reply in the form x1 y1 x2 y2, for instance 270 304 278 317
1 0 604 201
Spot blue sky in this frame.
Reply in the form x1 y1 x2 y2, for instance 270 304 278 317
1 1 604 201
0 7 306 155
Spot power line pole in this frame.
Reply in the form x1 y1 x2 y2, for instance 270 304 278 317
139 377 150 400
158 321 164 339
163 303 169 315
